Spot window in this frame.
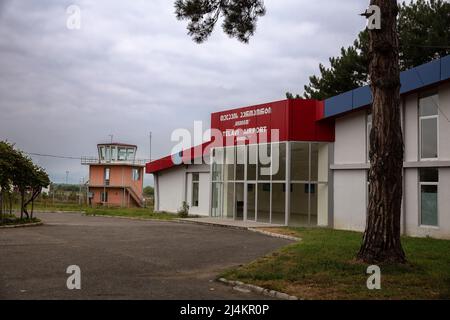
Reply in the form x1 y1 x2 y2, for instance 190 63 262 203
132 168 140 181
118 148 127 160
420 168 438 226
192 173 199 207
111 147 117 161
367 113 372 162
304 184 316 194
419 93 438 159
105 146 111 161
99 147 105 160
127 148 135 160
104 168 110 185
100 191 108 202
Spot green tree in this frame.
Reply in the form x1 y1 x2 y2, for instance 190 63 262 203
22 165 50 218
174 0 266 43
399 0 450 69
143 186 154 197
296 0 449 99
0 141 15 220
1 141 50 220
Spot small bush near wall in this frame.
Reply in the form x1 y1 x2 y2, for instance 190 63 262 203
177 201 189 218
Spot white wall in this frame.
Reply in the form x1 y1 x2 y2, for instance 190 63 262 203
333 170 367 232
156 167 185 213
333 110 367 231
334 110 367 164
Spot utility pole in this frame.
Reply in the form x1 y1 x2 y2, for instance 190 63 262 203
149 131 152 162
109 134 113 143
65 171 69 185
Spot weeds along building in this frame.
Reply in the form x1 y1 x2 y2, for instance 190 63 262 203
146 55 450 239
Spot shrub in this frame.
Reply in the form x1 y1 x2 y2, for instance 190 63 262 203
177 201 189 218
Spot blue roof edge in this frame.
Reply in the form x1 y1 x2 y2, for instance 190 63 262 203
323 54 450 119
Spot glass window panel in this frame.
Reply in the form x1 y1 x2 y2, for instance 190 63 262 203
133 168 140 180
419 94 438 116
291 143 309 181
271 183 285 224
192 173 199 182
111 147 117 161
258 143 271 181
212 148 224 181
246 183 256 220
192 181 199 207
290 183 309 226
421 118 438 159
420 168 438 182
272 143 286 181
99 147 105 160
236 145 245 181
127 148 135 160
235 183 245 220
310 143 319 181
104 168 110 181
247 145 257 181
224 147 235 181
309 183 318 225
223 183 234 218
105 146 111 161
257 183 270 223
421 185 438 226
118 148 127 160
211 182 223 217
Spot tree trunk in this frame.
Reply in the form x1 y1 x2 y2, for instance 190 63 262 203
20 190 24 219
357 0 406 264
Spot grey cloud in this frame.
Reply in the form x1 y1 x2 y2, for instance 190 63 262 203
0 0 367 185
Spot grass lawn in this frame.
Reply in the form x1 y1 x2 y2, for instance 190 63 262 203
9 202 182 221
83 207 179 220
221 227 450 300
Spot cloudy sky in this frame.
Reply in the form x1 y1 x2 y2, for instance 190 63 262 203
0 0 368 185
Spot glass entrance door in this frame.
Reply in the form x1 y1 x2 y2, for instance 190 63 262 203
245 183 256 221
235 183 244 220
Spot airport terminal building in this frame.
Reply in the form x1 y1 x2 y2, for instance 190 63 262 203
146 55 450 239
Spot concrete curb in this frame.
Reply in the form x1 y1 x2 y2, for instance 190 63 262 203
217 278 299 300
247 228 302 242
176 219 250 230
0 221 43 229
177 219 302 241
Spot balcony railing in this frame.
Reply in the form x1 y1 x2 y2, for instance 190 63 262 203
81 157 147 166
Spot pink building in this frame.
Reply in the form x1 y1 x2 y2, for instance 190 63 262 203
82 143 145 207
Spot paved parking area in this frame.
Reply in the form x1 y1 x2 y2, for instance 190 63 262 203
0 212 291 299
